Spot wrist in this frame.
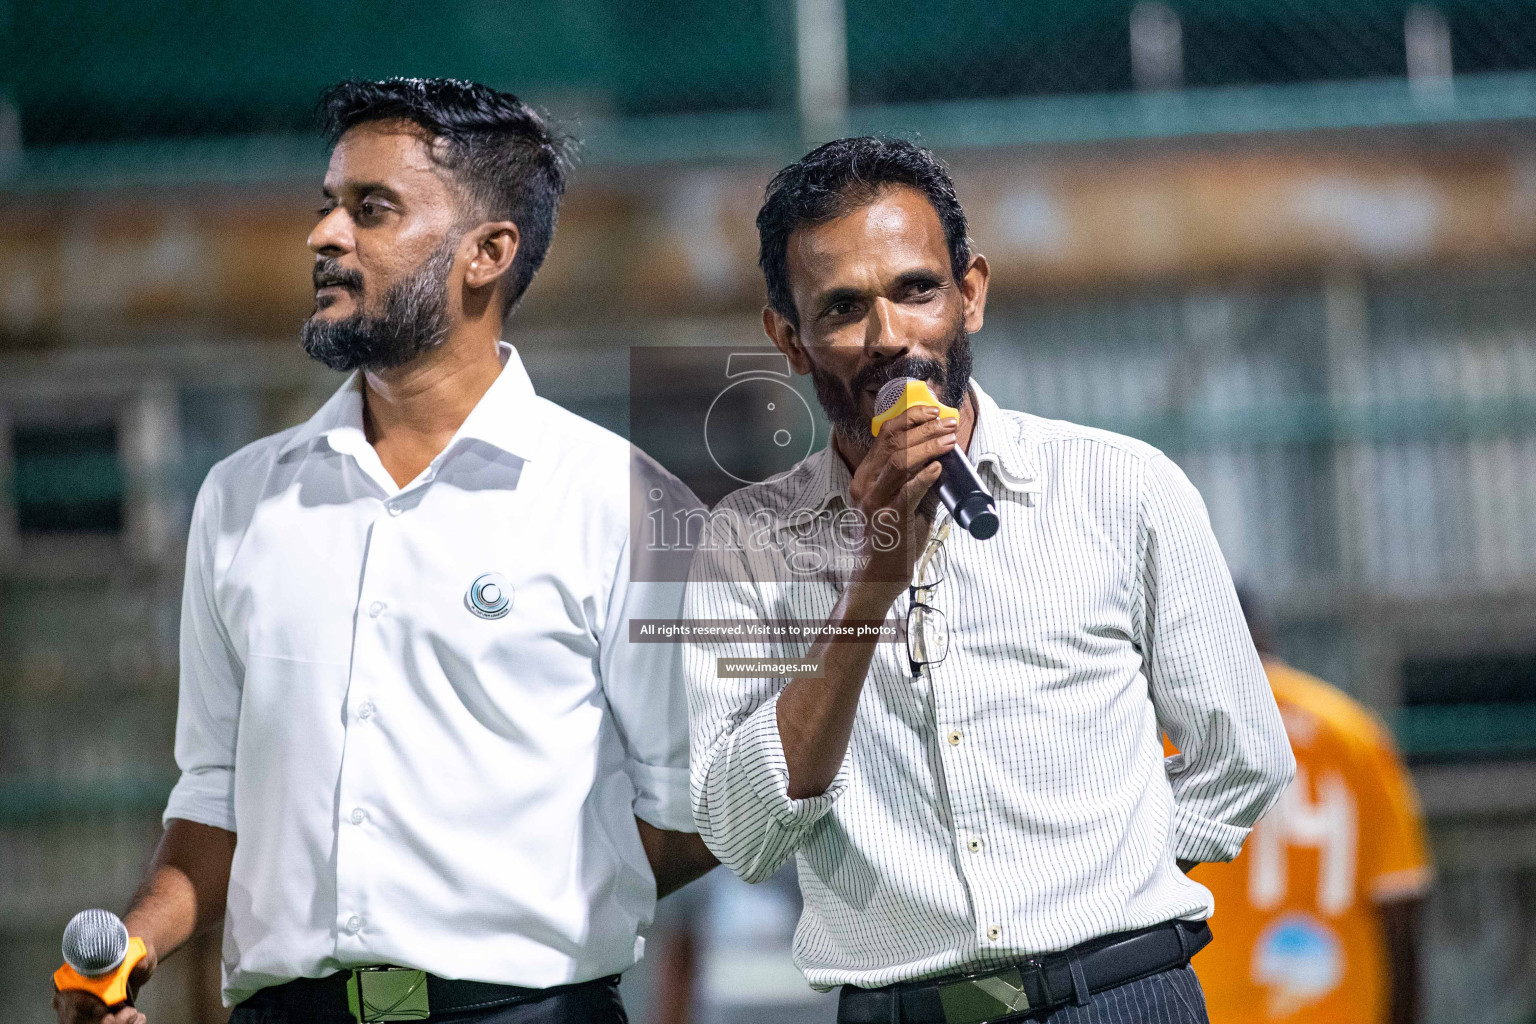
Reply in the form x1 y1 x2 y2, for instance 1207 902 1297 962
843 576 905 616
119 918 159 979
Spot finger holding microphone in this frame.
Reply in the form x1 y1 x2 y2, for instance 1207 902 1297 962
50 806 234 1022
871 377 998 540
53 910 154 1024
847 401 958 599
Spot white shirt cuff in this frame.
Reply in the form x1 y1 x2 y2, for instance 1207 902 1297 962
629 761 695 832
1172 802 1249 863
162 767 237 833
737 691 851 828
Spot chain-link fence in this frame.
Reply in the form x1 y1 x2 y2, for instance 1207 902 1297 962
5 0 1536 172
848 0 1536 103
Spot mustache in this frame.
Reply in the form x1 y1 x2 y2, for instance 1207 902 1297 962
851 356 947 396
312 259 364 291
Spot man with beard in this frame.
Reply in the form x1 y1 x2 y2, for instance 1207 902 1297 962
54 78 714 1024
682 138 1295 1024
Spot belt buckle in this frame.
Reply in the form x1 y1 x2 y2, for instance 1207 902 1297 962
347 967 431 1022
936 964 1033 1024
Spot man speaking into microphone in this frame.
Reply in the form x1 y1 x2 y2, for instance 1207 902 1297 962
682 137 1296 1024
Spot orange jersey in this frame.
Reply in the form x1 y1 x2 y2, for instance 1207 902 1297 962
1165 660 1432 1024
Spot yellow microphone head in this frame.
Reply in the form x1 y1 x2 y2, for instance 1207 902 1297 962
871 378 959 437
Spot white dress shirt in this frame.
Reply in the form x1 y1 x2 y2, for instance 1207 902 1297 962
164 342 699 1006
683 380 1296 991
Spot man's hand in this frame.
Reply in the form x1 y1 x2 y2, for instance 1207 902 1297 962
773 403 960 801
53 820 234 1024
52 945 156 1024
847 403 957 605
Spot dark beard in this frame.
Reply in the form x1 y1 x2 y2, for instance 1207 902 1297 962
809 323 974 451
300 240 456 373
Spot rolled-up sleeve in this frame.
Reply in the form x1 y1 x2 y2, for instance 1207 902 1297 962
683 512 848 884
599 559 695 833
163 474 242 833
598 460 700 833
1139 453 1296 863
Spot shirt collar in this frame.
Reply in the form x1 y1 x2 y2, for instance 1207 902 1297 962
966 378 1041 494
781 378 1040 522
453 342 541 460
278 341 542 463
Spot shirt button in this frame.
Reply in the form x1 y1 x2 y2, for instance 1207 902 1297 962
358 701 376 720
386 503 403 517
987 925 1002 942
368 601 386 618
350 807 368 825
345 916 363 934
967 836 984 853
947 730 963 746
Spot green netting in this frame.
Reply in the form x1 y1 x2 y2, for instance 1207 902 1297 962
4 0 1535 152
3 0 788 146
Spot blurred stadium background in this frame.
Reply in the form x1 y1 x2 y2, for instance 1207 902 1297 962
3 1 1536 1021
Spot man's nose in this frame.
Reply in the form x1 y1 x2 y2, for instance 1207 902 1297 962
865 297 910 360
307 207 353 256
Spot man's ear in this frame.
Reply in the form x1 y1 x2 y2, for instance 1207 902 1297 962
463 221 521 291
959 253 989 336
762 305 812 375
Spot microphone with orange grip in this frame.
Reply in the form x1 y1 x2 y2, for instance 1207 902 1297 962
871 377 999 539
54 909 147 1009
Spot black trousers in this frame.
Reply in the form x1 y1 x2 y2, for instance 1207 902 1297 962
228 975 628 1024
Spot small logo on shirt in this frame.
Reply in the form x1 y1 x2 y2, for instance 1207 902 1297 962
466 573 512 619
1253 912 1343 1016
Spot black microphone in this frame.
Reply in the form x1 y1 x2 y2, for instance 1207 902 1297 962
872 377 999 540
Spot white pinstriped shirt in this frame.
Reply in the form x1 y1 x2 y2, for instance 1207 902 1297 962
682 380 1296 991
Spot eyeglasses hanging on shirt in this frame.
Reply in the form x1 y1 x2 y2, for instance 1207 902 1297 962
907 518 952 677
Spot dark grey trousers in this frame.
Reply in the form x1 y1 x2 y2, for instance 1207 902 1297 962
838 964 1211 1024
227 975 628 1024
1024 965 1210 1024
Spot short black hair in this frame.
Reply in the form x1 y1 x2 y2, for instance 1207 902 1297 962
757 137 972 326
318 77 572 314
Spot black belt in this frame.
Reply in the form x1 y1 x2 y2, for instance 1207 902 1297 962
240 970 618 1021
838 920 1211 1024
